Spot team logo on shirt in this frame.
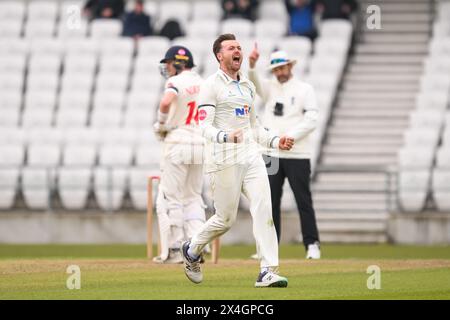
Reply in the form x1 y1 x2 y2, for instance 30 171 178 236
198 109 207 121
235 105 251 117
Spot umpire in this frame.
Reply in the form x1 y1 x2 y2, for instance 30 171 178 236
248 44 321 259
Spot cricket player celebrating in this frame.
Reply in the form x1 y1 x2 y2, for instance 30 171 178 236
153 46 206 264
181 34 294 288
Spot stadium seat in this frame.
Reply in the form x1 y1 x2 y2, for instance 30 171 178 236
0 20 23 38
432 168 450 211
424 56 450 75
62 144 97 166
408 110 445 129
58 1 88 38
0 128 27 145
403 128 440 149
26 127 64 146
0 74 24 93
58 89 91 112
0 106 21 127
21 107 54 128
30 38 65 57
126 91 159 111
0 144 25 167
158 1 190 31
259 1 288 22
27 144 61 167
99 128 137 147
27 1 59 21
57 18 89 38
99 38 135 57
221 18 254 39
98 145 133 167
27 72 60 92
63 55 97 79
21 167 55 210
128 167 160 210
93 167 128 211
135 143 161 168
60 73 94 93
415 91 449 112
0 1 26 22
398 170 430 212
0 168 20 209
137 37 170 58
314 38 349 56
65 39 100 56
133 55 161 78
24 20 56 38
192 0 221 21
254 19 287 39
319 19 353 42
278 37 312 60
28 53 61 74
96 72 129 92
436 147 450 169
420 74 450 92
186 20 220 39
124 108 155 128
398 147 435 170
0 144 23 208
130 73 163 92
90 108 123 128
24 90 57 110
58 167 92 210
64 128 101 146
55 108 89 127
0 54 27 74
98 55 132 75
92 90 126 110
90 19 122 38
0 39 29 56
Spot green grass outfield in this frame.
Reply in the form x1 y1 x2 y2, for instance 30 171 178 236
0 244 449 300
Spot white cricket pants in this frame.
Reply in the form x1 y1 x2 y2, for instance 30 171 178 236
190 155 279 268
157 142 206 254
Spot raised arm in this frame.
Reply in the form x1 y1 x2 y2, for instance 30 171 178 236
248 42 271 102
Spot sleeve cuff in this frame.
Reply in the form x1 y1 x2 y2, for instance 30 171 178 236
270 136 280 149
216 131 226 144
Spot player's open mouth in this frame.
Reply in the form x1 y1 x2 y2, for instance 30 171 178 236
232 56 241 62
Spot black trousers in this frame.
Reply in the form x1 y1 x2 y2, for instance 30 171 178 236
264 156 320 248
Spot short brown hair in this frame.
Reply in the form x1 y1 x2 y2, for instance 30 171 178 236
213 33 236 62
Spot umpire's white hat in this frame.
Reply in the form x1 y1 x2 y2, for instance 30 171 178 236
268 50 296 70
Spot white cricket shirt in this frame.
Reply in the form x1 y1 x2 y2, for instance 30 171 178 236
249 68 318 159
198 69 280 173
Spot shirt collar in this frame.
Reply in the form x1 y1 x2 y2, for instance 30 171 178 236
217 68 249 85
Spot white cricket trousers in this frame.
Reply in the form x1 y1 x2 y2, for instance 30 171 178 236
190 155 279 268
156 142 206 260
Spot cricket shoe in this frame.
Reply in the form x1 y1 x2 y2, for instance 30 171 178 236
306 242 321 260
152 249 183 264
254 268 288 288
181 241 203 284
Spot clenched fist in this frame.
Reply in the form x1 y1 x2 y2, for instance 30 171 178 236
278 135 294 150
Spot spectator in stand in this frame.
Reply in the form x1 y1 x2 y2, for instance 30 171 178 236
122 0 152 39
285 0 317 40
315 0 357 20
83 0 125 20
222 0 259 21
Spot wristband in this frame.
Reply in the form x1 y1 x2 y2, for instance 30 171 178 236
223 133 228 143
158 111 168 124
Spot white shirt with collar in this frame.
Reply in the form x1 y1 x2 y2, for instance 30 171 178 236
197 69 280 173
249 68 319 159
